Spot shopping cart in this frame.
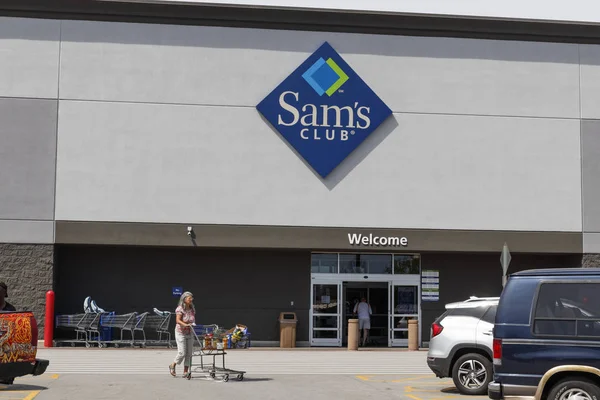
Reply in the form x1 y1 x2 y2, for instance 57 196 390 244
142 309 173 348
184 323 246 382
54 313 104 347
98 312 138 348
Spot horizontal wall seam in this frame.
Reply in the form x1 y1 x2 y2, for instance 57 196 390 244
0 96 58 101
54 98 583 121
0 218 55 222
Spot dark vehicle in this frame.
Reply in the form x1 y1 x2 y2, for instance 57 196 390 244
0 311 49 384
489 268 600 400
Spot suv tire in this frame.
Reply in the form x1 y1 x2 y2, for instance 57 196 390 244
548 378 600 400
451 353 492 396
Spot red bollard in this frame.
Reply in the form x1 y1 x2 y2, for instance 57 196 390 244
44 290 55 348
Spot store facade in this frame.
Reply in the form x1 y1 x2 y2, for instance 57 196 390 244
0 0 598 345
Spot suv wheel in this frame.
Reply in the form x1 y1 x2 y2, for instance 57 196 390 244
451 353 492 396
548 378 600 400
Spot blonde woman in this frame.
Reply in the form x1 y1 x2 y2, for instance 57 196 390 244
169 291 196 377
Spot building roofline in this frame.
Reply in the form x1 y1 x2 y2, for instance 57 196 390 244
4 0 600 44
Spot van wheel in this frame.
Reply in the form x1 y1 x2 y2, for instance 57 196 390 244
451 353 492 396
548 378 600 400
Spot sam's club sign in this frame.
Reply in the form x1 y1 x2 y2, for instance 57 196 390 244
256 42 392 178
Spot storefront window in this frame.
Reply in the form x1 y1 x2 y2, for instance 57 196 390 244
394 255 420 275
311 253 338 274
394 286 419 314
312 284 338 314
339 254 392 274
311 253 421 275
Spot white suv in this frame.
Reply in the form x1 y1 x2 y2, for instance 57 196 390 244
426 296 498 396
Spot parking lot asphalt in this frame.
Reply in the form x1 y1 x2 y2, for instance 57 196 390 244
353 374 489 400
4 373 489 400
0 374 59 400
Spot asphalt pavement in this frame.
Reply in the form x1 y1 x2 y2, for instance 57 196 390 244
0 349 490 400
4 373 489 400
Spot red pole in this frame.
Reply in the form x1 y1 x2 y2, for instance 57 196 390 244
44 290 55 348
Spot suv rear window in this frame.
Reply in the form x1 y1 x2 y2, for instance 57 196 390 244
533 282 600 337
481 305 497 324
444 306 490 320
434 311 449 324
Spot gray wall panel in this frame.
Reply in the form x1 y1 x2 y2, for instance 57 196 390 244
580 45 600 119
55 100 582 232
0 17 60 99
582 119 600 233
0 220 54 244
0 98 58 220
59 20 580 118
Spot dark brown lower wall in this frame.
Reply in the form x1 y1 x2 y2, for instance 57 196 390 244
420 252 583 344
54 245 311 342
0 243 54 337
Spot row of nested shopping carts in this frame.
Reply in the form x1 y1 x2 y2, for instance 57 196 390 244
54 297 174 348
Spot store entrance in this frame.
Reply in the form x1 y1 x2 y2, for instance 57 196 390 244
310 276 421 347
310 252 422 347
342 282 389 347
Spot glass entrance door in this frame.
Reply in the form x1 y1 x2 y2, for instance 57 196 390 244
310 281 342 346
389 283 420 347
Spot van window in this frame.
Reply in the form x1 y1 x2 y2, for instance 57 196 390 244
496 277 539 325
533 282 600 337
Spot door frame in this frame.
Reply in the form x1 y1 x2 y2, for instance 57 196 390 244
310 273 421 347
388 276 421 347
310 276 343 347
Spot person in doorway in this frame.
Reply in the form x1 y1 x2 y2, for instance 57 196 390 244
169 291 196 378
353 296 372 346
0 282 16 312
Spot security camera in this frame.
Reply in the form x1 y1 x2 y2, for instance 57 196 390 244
187 226 193 236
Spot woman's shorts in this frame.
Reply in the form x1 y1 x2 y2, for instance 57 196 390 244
359 318 371 330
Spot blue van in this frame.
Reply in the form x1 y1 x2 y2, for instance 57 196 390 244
489 268 600 400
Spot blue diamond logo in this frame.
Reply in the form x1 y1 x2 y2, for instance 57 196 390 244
256 42 392 178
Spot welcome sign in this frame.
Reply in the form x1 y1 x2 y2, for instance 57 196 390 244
256 42 392 178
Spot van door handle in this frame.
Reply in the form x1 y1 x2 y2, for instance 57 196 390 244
483 331 493 336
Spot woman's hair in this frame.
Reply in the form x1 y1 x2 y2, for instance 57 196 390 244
178 291 195 313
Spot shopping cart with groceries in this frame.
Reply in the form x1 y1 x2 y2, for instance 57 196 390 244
184 323 246 382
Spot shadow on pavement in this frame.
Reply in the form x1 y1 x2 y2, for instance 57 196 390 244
441 387 461 394
239 378 273 382
0 383 48 391
187 376 273 383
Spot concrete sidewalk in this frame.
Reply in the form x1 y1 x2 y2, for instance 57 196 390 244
36 347 432 375
38 340 428 351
